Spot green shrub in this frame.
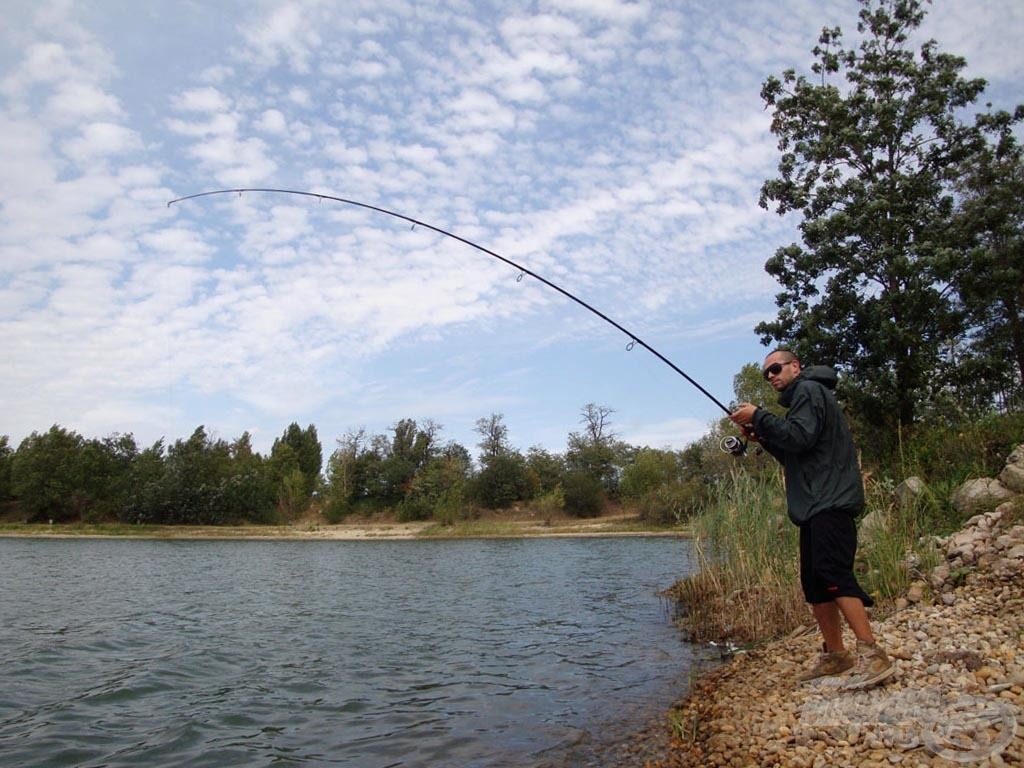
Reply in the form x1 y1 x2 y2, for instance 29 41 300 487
561 471 605 518
634 478 709 525
891 412 1024 483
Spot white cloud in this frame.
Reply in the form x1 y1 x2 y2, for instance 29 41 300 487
45 80 124 123
166 112 238 138
236 0 323 73
60 121 142 162
547 0 650 24
173 86 232 113
138 227 214 264
448 88 517 133
255 108 287 134
1 0 1021 456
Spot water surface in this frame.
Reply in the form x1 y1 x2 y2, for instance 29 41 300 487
0 536 698 767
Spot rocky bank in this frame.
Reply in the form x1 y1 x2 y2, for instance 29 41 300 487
608 448 1024 768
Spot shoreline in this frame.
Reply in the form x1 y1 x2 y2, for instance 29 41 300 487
631 506 1024 767
0 516 688 542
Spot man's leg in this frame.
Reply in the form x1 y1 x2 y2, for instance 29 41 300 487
812 600 846 651
835 595 874 645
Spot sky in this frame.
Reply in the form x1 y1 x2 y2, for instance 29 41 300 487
2 0 1022 462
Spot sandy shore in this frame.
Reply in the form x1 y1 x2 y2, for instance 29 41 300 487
0 515 686 541
0 522 430 540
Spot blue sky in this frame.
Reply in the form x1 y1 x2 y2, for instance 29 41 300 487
2 0 1022 461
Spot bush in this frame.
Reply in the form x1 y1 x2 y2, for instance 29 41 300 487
895 411 1024 483
471 452 530 508
634 477 709 525
561 471 605 518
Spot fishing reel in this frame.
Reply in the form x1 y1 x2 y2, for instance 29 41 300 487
720 434 749 457
720 426 763 458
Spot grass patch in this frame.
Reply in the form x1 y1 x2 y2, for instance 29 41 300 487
666 470 807 645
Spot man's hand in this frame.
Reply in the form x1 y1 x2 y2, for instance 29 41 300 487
729 403 758 426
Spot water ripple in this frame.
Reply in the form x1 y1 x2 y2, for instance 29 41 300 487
0 537 696 767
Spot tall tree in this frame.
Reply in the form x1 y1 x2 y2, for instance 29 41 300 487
757 0 992 427
945 109 1024 410
474 413 510 464
12 426 88 522
271 423 322 498
566 403 620 493
0 435 14 501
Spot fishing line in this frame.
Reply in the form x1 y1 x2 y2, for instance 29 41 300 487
166 187 734 416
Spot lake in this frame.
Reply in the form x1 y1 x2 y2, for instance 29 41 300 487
0 536 701 767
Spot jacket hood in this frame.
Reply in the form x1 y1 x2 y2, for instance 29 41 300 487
778 365 837 407
800 365 838 389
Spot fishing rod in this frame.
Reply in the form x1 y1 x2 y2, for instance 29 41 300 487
167 188 741 436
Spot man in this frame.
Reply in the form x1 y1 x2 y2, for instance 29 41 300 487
729 349 893 689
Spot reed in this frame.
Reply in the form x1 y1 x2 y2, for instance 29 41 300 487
667 469 806 645
667 466 965 644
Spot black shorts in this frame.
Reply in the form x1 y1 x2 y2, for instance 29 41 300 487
799 509 874 607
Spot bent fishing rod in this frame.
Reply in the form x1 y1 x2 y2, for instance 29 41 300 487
167 187 736 421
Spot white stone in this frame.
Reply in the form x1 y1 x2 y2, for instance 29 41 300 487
894 476 928 508
951 478 1015 514
998 444 1024 493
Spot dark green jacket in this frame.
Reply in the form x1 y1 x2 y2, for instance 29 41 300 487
750 366 865 525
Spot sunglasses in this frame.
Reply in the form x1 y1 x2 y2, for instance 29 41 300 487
763 361 791 380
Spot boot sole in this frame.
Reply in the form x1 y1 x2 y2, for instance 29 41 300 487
842 664 896 691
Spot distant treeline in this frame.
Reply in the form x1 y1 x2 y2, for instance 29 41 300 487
0 404 741 527
3 359 1022 527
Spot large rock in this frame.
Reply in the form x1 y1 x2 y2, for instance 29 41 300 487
951 477 1014 514
859 508 887 539
894 476 928 508
998 444 1024 493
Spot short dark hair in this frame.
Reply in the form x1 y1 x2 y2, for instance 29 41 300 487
769 348 799 364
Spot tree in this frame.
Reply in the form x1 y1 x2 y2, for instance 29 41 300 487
620 448 681 500
222 432 276 523
78 433 140 520
731 362 786 414
474 413 510 464
323 428 368 518
271 423 322 499
0 435 12 501
757 0 994 428
402 442 472 523
944 109 1024 411
12 426 89 522
123 426 269 525
525 446 565 496
471 451 531 509
565 403 621 494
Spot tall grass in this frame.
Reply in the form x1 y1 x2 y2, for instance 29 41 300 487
667 469 806 645
853 476 942 605
668 467 957 645
669 411 1024 645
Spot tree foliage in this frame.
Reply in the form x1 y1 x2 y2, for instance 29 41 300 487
123 426 276 525
565 403 621 495
0 435 13 501
756 0 1019 428
271 423 322 501
12 426 93 522
943 109 1024 411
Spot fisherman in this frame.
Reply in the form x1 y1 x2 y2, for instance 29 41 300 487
729 349 894 689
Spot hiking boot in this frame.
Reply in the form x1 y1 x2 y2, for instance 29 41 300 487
843 640 895 690
799 644 855 682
